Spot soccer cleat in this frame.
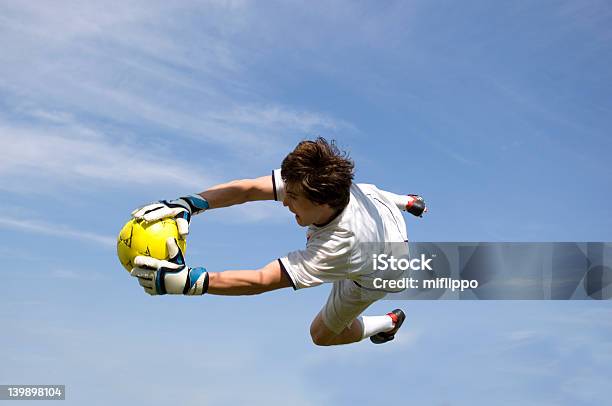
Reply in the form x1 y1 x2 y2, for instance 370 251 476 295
406 195 426 217
370 309 406 344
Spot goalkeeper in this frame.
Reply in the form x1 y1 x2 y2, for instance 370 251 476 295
131 137 427 346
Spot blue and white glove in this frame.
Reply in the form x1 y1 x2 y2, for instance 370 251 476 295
131 195 209 237
130 237 209 296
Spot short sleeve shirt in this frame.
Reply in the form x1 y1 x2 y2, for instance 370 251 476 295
273 169 408 290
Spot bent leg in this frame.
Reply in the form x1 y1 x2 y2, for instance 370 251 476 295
309 280 387 346
310 311 363 346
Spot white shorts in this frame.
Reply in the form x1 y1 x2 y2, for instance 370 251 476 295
320 279 387 334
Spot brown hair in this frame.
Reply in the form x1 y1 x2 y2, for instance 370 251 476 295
281 137 354 209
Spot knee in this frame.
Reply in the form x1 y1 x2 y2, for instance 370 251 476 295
310 320 333 346
310 330 331 346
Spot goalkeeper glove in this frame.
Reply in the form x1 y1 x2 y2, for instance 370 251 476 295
131 194 209 237
130 237 209 296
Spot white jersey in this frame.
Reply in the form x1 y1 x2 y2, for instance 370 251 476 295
272 169 411 290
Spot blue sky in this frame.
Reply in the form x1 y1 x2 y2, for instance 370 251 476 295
1 1 611 405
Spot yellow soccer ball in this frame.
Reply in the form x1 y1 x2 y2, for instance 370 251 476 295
116 218 187 272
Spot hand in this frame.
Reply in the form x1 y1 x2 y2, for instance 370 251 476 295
130 237 209 296
131 195 209 237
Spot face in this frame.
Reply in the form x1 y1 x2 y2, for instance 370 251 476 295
283 184 333 227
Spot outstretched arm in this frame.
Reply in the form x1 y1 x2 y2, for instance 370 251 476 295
130 239 293 296
378 189 427 217
207 260 293 295
131 174 276 236
199 175 275 209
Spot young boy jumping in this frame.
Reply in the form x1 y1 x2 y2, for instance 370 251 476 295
130 137 426 346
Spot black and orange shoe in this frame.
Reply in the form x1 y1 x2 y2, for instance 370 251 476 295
406 195 426 217
370 309 406 344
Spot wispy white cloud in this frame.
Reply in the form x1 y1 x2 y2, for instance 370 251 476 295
0 0 353 173
1 313 329 406
422 135 477 166
211 200 291 224
507 330 539 342
208 104 355 133
50 269 109 281
0 216 115 247
0 111 292 222
0 118 211 193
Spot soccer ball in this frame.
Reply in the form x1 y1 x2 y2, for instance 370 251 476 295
116 218 187 272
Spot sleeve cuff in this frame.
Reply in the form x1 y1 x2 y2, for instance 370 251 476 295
277 258 297 290
272 169 278 201
272 168 286 202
